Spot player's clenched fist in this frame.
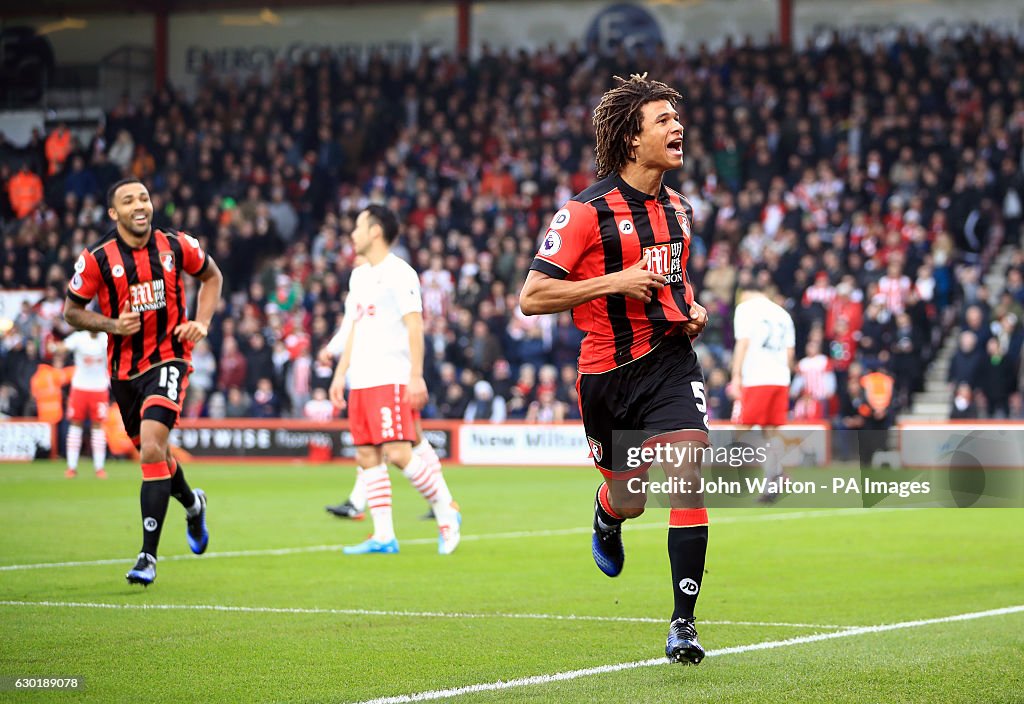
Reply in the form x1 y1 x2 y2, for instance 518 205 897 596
329 377 347 411
113 300 141 336
617 251 667 303
406 376 428 410
173 320 208 343
316 347 335 367
680 302 709 338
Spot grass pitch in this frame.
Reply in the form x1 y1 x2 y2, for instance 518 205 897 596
0 460 1022 703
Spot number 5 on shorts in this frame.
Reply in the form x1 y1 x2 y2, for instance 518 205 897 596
691 381 706 413
691 381 710 429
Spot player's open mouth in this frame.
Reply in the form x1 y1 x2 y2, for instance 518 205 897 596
133 214 147 225
667 138 683 157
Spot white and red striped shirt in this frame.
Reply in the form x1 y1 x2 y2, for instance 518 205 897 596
303 398 337 422
803 281 837 307
761 202 786 236
289 354 312 398
420 268 453 321
796 354 835 400
877 274 912 313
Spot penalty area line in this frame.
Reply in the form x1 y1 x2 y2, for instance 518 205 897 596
349 604 1024 704
0 600 850 629
0 508 893 572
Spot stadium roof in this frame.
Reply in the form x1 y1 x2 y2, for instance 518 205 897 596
1 0 462 18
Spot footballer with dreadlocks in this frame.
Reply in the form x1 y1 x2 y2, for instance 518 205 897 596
520 74 711 664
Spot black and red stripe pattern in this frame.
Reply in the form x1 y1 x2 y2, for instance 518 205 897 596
530 175 698 374
67 228 209 380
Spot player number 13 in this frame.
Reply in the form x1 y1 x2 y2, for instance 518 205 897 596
159 366 181 402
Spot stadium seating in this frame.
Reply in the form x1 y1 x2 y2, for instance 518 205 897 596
2 30 1022 423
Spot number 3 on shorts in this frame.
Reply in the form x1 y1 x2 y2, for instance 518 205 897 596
379 406 395 440
158 365 181 402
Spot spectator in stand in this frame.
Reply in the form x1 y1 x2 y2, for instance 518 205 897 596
130 144 156 180
463 380 507 423
888 312 919 406
7 162 43 218
704 367 732 423
835 370 866 462
825 279 863 341
856 365 896 469
190 339 217 398
106 129 134 172
30 350 72 439
961 304 991 349
44 123 73 176
979 337 1015 418
206 392 227 419
178 384 206 419
250 377 282 418
526 387 566 423
243 333 273 394
947 331 984 390
1009 393 1024 420
437 383 469 420
465 320 502 374
490 359 514 401
224 387 251 418
217 336 247 391
858 300 893 365
877 258 913 315
792 340 836 419
64 155 99 201
950 382 979 419
550 311 585 368
304 387 336 422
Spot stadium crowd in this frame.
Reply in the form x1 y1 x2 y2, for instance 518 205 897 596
2 28 1024 428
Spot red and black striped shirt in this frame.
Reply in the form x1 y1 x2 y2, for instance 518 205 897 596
66 228 209 380
530 175 698 374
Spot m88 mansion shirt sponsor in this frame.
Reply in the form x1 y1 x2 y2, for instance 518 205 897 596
67 228 209 379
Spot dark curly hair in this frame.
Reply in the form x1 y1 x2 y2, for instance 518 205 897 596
593 73 682 179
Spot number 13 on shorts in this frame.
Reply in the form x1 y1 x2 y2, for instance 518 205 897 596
158 365 182 402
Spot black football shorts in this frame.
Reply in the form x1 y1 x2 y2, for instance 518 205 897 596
110 361 189 440
578 336 709 476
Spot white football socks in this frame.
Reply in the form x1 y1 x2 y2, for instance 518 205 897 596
66 425 83 470
90 427 106 471
348 466 368 512
362 464 394 542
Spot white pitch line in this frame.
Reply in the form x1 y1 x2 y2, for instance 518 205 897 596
0 600 851 630
0 508 893 572
350 604 1024 704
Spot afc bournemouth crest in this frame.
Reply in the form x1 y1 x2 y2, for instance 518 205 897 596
587 436 603 463
160 251 174 272
675 211 691 241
